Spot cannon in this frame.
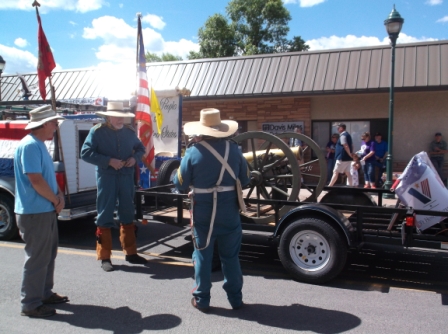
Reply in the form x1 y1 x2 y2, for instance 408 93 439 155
155 131 327 225
233 131 326 225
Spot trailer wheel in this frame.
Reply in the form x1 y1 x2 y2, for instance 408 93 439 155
156 159 180 186
0 194 19 241
278 218 347 284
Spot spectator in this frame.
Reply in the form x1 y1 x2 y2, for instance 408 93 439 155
349 154 361 187
373 132 388 187
428 132 448 184
328 123 354 186
289 126 303 147
359 132 376 189
326 133 339 183
14 106 69 318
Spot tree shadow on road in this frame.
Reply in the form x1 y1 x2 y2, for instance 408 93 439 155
48 304 181 333
213 303 361 333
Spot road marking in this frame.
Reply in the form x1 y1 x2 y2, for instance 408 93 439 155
0 242 193 267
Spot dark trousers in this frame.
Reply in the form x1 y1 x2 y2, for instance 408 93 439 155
430 157 446 182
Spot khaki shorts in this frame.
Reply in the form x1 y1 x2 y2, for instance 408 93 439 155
333 160 351 174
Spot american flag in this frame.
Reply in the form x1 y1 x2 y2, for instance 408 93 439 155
135 15 155 173
421 178 431 198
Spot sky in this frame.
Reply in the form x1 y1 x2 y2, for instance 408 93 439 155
0 0 447 78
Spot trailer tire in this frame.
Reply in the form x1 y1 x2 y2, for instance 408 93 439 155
0 194 19 241
156 159 180 186
156 159 181 206
278 218 347 284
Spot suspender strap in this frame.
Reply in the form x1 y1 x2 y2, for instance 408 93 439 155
191 141 233 251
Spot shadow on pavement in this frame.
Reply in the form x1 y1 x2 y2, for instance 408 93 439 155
48 304 181 333
213 303 361 333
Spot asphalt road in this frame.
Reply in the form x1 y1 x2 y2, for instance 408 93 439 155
1 217 447 334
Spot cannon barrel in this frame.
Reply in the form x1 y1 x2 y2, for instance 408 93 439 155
242 146 302 164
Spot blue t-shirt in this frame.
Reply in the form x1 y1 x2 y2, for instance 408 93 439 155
14 134 57 214
374 140 388 158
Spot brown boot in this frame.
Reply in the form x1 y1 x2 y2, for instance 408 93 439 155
120 223 147 264
96 227 114 271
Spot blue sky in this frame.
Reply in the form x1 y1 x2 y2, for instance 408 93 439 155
0 0 447 76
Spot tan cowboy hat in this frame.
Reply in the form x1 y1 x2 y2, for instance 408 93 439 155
96 101 135 118
183 108 238 138
25 105 65 130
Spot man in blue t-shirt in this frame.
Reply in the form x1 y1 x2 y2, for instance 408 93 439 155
329 123 354 186
373 132 388 187
14 106 69 318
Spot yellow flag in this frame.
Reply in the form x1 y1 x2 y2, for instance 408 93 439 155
150 88 163 134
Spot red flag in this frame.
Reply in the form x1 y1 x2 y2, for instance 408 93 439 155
36 8 55 100
135 15 155 172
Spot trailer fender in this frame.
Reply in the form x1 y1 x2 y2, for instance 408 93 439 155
273 203 354 246
319 189 377 207
0 176 15 197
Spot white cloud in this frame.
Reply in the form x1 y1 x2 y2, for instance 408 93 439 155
426 0 443 5
437 16 448 23
119 3 123 8
283 0 326 7
0 44 61 75
0 0 107 13
82 15 198 66
306 33 438 51
69 21 77 26
14 38 28 48
141 14 166 30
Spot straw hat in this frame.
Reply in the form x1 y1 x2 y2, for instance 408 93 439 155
183 108 238 138
96 102 135 118
25 105 65 130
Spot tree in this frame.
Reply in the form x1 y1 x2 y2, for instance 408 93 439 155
145 52 183 62
197 14 236 58
190 0 309 58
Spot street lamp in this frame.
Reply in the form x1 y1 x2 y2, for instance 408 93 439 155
0 55 5 102
383 5 404 199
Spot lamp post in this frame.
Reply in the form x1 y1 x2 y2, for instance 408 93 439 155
383 5 404 199
0 55 5 102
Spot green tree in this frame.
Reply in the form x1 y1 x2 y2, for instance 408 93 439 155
145 52 183 62
189 0 309 58
198 14 236 58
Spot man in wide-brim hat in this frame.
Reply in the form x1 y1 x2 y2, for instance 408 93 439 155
81 102 147 272
173 108 250 312
15 105 69 318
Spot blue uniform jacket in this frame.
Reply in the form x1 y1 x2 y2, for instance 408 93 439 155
173 139 250 234
81 123 146 175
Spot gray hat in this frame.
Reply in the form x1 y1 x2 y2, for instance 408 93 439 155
25 105 65 130
96 102 135 118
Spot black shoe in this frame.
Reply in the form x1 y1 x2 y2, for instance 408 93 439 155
101 259 114 272
21 305 56 318
42 293 69 304
126 254 148 264
191 297 209 313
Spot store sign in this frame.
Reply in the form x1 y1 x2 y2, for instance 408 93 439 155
262 121 304 134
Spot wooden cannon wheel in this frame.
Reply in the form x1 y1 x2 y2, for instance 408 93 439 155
233 131 301 225
275 132 327 202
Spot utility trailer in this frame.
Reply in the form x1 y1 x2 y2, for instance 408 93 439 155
136 185 448 284
135 131 448 284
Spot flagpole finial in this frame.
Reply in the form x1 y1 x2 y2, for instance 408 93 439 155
32 0 40 7
136 12 142 18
